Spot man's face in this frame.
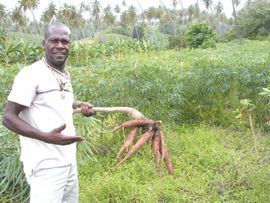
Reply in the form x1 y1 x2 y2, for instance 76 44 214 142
43 26 71 67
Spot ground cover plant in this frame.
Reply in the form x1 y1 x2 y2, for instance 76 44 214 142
78 125 270 202
0 36 270 202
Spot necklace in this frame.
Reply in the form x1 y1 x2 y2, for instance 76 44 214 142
42 58 70 99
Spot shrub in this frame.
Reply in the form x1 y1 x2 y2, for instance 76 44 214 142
132 26 144 41
168 34 185 49
184 23 217 49
237 0 270 39
110 25 131 37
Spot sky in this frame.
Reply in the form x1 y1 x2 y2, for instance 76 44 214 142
1 0 246 20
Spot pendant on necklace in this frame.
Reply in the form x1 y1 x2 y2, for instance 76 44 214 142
61 90 65 99
60 83 65 99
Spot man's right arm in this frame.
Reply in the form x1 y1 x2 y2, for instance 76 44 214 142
2 101 83 145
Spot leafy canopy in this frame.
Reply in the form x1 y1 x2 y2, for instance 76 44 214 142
184 22 217 49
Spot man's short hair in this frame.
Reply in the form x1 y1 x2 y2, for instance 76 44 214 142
44 23 71 40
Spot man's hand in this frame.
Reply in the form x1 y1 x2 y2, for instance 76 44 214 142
41 124 84 145
79 102 96 117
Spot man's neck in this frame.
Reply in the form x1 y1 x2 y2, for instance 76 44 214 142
44 57 65 73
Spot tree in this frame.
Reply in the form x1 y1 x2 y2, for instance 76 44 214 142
102 5 116 28
126 5 138 25
0 4 10 28
196 0 201 20
122 0 126 7
80 2 91 21
10 6 27 30
18 0 39 33
143 7 159 23
132 26 144 41
57 3 85 30
202 0 213 10
187 4 197 22
40 2 57 24
179 0 189 26
91 0 102 31
184 22 217 49
232 0 240 22
237 0 270 38
212 1 224 32
120 5 137 27
114 4 121 14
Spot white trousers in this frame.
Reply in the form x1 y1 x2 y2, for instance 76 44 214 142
27 164 78 203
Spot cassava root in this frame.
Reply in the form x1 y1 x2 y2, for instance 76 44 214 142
74 106 174 175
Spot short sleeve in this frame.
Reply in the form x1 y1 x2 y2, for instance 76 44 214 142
8 67 37 107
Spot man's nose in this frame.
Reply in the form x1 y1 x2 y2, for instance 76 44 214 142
56 40 65 47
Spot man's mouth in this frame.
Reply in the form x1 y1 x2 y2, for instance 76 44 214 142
54 52 65 56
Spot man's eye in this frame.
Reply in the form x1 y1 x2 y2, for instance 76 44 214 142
50 39 58 43
49 39 70 45
61 40 70 45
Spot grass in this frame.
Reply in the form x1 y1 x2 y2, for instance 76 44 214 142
1 38 270 202
78 124 270 202
6 32 42 44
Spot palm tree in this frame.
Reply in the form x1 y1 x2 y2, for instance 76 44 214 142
122 0 126 7
178 0 188 26
0 4 9 28
11 6 27 31
57 3 85 29
91 0 101 31
201 0 212 10
120 6 137 28
102 5 116 28
113 4 121 24
18 0 40 33
0 4 6 17
195 0 201 21
40 2 57 25
143 7 156 23
80 2 91 20
213 1 224 32
232 0 241 38
126 5 138 25
114 4 121 15
232 0 241 22
171 0 178 36
172 0 177 8
187 4 196 22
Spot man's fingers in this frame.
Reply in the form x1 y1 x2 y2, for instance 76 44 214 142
81 107 96 117
53 124 66 133
64 135 84 144
81 102 93 108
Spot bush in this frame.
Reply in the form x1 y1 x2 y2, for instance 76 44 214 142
132 26 144 41
237 0 270 39
110 25 131 37
184 23 217 49
168 34 185 49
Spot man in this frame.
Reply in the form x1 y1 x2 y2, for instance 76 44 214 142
2 22 94 202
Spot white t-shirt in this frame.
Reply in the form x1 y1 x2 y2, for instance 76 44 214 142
8 59 77 175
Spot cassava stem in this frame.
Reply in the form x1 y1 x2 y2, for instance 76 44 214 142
73 107 145 119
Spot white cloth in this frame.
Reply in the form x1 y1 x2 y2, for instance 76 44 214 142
27 164 78 203
8 59 77 175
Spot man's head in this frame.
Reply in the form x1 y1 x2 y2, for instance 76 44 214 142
43 23 71 69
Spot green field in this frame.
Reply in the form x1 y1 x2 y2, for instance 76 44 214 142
1 35 270 202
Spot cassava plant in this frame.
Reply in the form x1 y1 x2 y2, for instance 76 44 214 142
235 99 259 156
74 106 174 175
